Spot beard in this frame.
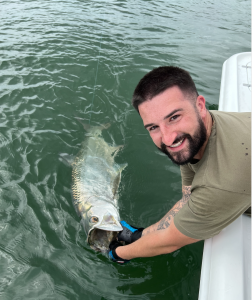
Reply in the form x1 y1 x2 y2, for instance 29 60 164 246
158 114 207 165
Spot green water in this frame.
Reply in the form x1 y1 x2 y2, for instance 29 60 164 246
0 0 250 299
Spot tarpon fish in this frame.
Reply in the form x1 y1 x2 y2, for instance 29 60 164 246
61 123 125 252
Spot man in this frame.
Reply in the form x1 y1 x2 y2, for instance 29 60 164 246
109 66 251 264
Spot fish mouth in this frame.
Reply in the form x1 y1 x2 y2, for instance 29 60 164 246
87 221 122 249
88 229 119 252
87 212 123 251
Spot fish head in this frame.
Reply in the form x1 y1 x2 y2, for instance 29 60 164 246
83 203 123 252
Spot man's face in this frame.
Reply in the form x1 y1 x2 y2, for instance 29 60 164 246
138 86 207 165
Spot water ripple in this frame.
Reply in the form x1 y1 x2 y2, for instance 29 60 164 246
0 0 250 298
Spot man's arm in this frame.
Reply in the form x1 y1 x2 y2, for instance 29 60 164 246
116 219 199 259
114 185 200 260
142 185 192 236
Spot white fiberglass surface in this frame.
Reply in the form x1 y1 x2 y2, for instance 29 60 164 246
198 52 251 300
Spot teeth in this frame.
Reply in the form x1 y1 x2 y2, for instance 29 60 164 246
170 138 184 148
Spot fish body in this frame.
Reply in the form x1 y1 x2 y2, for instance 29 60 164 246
64 124 125 252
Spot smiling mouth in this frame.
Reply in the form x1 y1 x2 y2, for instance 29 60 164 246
169 138 185 148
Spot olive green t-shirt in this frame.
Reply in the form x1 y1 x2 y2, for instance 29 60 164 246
174 111 251 240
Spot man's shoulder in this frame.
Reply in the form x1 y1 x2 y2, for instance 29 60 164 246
191 110 251 194
210 110 251 146
210 110 251 117
174 186 250 240
210 110 251 126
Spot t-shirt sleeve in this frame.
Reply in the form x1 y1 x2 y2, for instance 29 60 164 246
180 164 195 186
174 186 250 240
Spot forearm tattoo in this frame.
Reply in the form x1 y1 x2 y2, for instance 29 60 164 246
142 185 191 236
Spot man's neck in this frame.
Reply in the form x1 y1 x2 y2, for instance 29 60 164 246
194 110 213 160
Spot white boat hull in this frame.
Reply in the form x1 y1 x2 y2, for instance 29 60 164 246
198 52 251 300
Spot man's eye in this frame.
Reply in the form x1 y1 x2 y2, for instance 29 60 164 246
170 115 179 121
149 125 158 131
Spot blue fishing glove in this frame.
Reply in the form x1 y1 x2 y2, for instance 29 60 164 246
117 221 144 244
109 240 130 264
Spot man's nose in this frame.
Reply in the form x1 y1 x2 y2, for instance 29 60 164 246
160 125 177 147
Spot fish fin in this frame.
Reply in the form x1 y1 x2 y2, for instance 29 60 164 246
110 145 124 157
112 163 128 196
75 117 111 133
74 204 81 217
74 117 91 131
90 122 111 133
75 201 92 215
59 153 75 166
100 123 111 130
118 163 128 172
112 172 121 197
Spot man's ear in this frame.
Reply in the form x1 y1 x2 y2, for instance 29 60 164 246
196 95 207 117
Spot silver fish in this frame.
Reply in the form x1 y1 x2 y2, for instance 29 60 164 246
61 123 125 252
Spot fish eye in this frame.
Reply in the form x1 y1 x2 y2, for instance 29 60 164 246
90 216 99 223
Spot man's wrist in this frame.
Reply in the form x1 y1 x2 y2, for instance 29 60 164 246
131 228 144 242
116 244 133 260
109 241 131 264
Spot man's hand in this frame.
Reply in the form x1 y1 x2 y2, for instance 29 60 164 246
117 221 144 244
109 240 130 264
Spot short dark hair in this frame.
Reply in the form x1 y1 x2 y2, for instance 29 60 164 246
132 66 199 112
